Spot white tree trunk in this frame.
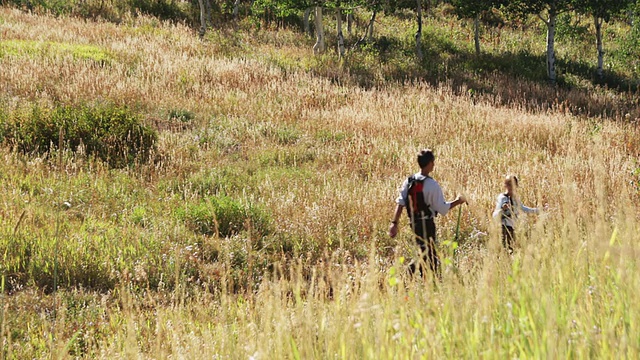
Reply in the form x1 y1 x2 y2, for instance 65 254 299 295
415 0 423 61
366 10 376 41
347 13 353 36
304 7 312 36
313 7 326 55
474 13 481 55
595 16 604 78
546 7 557 84
204 0 212 28
232 0 240 19
198 0 207 38
337 9 345 58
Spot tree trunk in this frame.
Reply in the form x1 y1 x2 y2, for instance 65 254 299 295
474 13 481 55
337 9 345 58
304 7 312 36
595 16 604 79
313 7 326 54
366 10 376 41
205 0 213 28
546 6 557 84
198 0 207 38
347 13 353 36
415 0 423 61
232 0 240 19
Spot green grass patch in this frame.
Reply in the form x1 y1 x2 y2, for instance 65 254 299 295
171 166 251 199
177 196 272 238
315 129 348 143
257 147 316 167
258 123 301 145
131 206 149 227
0 103 157 167
168 108 196 123
0 40 113 63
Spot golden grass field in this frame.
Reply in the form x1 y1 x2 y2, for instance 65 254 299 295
1 6 640 359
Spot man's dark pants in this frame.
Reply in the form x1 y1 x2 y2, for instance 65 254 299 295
409 218 440 279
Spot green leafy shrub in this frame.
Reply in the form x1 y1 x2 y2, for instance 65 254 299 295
615 21 640 78
556 13 590 41
1 104 157 167
177 196 272 238
168 108 195 123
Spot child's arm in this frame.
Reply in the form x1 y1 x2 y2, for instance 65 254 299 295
521 203 539 215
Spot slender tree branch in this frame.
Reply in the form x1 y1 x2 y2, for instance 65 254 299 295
537 13 549 25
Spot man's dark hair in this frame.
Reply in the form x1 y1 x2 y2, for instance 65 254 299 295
417 149 435 168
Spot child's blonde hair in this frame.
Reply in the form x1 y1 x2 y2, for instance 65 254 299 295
505 175 519 187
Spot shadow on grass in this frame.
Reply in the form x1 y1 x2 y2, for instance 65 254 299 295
2 0 196 24
320 30 640 120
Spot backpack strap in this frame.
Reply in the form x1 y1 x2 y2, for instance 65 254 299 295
405 175 432 222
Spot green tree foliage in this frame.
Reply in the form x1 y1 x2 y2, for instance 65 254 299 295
376 0 433 59
504 0 577 18
504 0 579 83
574 0 633 78
452 0 504 54
577 0 631 21
251 0 311 21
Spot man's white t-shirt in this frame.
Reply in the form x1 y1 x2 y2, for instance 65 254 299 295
396 173 452 219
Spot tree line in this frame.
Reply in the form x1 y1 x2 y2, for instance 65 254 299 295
3 0 639 84
197 0 637 84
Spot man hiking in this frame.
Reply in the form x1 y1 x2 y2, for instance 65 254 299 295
389 149 466 279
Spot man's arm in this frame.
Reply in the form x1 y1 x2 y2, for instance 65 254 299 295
429 181 466 216
449 196 466 210
389 204 404 238
390 178 410 238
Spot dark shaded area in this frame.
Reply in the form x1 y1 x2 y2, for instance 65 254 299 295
0 0 196 23
326 28 640 120
129 0 193 22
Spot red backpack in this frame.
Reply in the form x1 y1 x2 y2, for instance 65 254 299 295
406 175 432 220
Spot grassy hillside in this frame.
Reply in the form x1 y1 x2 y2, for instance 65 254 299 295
0 5 639 359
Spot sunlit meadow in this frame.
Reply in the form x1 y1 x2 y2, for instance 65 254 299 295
0 6 639 359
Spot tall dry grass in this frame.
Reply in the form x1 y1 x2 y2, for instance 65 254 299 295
0 7 639 359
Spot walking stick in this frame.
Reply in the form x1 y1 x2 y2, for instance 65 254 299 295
451 203 465 285
455 205 462 243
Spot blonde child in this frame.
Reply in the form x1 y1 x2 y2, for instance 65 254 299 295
493 175 538 253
